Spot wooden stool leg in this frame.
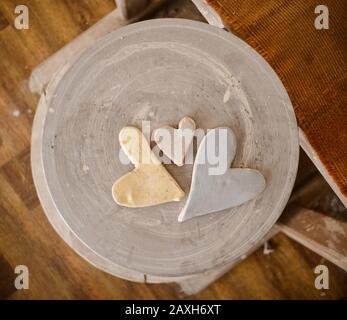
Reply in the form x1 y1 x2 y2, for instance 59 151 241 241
116 0 149 19
177 227 279 295
278 205 347 272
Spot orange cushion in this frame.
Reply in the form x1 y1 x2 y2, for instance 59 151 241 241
207 0 347 196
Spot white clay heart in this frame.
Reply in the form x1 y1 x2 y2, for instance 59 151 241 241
178 127 266 222
112 127 185 208
153 117 196 166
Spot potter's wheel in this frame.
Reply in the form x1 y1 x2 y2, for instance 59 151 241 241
32 19 299 281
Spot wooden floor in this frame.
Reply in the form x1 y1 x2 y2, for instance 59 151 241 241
0 0 346 300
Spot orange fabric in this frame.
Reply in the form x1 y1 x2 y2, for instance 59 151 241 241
207 0 347 196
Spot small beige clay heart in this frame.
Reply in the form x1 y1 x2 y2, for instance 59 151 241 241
112 127 185 208
153 117 196 166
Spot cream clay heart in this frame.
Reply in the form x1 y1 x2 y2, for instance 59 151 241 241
178 127 266 222
112 127 185 207
153 117 196 166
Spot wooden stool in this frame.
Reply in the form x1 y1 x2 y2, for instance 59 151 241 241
30 1 302 294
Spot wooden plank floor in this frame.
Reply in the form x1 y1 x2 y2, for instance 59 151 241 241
0 0 346 299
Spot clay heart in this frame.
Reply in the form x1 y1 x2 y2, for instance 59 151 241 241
112 127 185 207
153 117 196 166
178 127 266 222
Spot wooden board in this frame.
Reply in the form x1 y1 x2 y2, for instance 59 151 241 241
29 9 126 95
279 205 347 271
191 0 223 28
116 0 147 19
31 18 299 280
29 1 169 96
299 129 347 207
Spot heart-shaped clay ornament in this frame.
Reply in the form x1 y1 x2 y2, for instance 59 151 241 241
153 117 196 166
112 127 185 207
178 127 266 222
